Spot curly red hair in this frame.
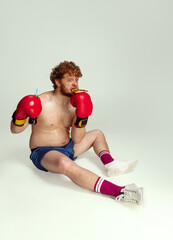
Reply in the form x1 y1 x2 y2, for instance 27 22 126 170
50 61 82 89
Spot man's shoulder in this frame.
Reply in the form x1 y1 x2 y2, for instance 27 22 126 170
39 91 53 101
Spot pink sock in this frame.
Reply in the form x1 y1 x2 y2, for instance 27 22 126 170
99 150 114 165
94 177 124 198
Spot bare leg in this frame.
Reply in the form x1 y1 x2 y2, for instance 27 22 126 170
73 129 137 177
41 150 99 191
74 129 109 157
40 147 144 205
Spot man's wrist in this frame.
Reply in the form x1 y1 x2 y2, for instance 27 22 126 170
74 116 88 128
12 110 27 127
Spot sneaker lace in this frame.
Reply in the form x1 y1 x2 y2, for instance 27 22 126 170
116 188 138 204
124 188 138 204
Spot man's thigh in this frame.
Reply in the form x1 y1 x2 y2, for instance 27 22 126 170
73 130 99 158
41 150 73 173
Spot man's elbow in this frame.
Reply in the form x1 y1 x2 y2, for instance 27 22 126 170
72 134 85 144
72 137 82 144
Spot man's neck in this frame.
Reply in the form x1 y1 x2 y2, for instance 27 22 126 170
52 89 70 105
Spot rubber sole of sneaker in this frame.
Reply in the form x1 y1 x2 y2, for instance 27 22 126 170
139 187 146 207
106 160 138 177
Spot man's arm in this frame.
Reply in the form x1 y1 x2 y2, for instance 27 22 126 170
71 115 86 144
10 117 30 134
70 91 93 144
10 94 42 134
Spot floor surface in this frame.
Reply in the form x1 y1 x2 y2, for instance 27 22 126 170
1 130 173 240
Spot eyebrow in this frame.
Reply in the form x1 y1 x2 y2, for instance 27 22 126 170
67 77 79 80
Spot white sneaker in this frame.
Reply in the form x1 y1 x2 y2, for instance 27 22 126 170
105 159 137 177
115 183 145 206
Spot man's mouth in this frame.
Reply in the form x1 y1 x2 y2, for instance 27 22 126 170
71 89 88 94
71 88 78 92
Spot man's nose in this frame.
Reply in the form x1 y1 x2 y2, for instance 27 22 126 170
72 80 77 86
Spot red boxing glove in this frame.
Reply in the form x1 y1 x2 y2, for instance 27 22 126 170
12 95 42 126
70 92 93 127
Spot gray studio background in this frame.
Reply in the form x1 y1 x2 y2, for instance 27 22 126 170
1 1 173 240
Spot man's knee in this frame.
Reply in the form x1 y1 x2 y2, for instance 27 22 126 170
94 129 105 138
42 151 74 174
55 158 73 175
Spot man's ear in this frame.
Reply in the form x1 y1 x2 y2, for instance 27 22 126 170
55 79 61 87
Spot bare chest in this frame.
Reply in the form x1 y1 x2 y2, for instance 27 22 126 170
38 102 75 129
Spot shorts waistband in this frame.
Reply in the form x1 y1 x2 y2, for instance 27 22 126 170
31 140 72 152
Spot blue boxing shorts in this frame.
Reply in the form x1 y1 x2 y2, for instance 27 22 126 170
30 139 77 172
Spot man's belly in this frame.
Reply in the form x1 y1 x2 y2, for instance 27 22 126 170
29 128 71 149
